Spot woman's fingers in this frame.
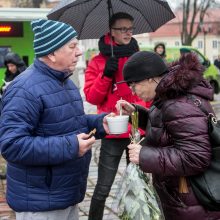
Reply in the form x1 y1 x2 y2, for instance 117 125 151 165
128 144 142 164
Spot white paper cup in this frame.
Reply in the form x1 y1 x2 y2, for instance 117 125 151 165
106 115 129 134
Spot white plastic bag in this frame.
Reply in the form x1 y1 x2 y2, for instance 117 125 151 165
112 163 164 220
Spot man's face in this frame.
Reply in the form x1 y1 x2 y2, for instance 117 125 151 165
53 38 82 72
7 63 18 74
111 19 134 45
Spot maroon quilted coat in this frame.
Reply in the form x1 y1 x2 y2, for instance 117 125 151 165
137 54 220 220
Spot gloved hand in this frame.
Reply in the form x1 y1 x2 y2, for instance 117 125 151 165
103 57 118 78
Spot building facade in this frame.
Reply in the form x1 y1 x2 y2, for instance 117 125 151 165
135 9 220 63
0 0 59 8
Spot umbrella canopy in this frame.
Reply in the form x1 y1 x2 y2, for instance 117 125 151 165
47 0 175 40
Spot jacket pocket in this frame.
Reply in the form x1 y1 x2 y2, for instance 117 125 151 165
155 181 186 208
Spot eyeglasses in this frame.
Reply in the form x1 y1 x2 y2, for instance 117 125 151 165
129 79 158 92
112 27 135 33
129 82 145 93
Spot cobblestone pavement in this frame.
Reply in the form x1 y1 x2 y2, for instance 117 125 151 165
0 156 15 220
79 141 126 220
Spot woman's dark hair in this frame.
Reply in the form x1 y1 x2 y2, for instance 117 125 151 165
109 12 134 28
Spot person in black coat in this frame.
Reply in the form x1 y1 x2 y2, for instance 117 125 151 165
1 52 27 94
154 42 166 61
214 55 220 70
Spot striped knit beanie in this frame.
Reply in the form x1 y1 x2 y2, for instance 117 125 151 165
31 19 77 57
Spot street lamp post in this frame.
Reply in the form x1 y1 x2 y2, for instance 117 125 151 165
203 29 207 56
218 41 220 56
199 23 212 56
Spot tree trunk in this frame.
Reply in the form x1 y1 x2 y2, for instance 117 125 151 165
181 0 215 46
33 0 43 8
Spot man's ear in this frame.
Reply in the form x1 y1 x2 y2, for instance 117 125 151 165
47 52 56 63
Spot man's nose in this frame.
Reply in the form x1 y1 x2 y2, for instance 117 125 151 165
76 47 82 56
126 30 133 35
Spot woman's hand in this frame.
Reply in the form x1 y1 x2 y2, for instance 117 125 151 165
116 99 135 116
128 144 142 164
103 112 116 134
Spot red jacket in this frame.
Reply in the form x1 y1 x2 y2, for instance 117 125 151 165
84 35 151 138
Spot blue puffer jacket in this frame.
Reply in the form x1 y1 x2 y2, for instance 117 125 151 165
0 59 106 212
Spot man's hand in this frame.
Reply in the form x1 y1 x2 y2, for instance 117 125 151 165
77 133 96 157
103 57 118 78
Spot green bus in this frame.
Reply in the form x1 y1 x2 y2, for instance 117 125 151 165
0 8 50 86
0 21 34 84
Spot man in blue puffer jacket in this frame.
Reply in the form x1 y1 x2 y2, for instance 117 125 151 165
0 19 111 220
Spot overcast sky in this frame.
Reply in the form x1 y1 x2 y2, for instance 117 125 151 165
167 0 178 9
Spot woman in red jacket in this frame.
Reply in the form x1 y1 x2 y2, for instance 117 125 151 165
84 12 151 220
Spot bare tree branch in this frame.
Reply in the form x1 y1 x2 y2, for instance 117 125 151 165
181 0 216 45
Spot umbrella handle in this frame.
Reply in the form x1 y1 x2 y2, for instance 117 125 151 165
110 37 114 57
108 0 114 57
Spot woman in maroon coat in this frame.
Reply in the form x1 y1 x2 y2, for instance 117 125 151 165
117 51 220 220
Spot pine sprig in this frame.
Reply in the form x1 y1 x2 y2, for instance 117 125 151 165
131 111 140 144
114 110 164 220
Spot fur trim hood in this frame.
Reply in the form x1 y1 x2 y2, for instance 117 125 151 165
156 53 213 101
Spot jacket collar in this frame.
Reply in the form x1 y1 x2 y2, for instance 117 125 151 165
34 58 72 82
98 34 139 58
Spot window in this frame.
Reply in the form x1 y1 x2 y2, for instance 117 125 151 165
0 47 11 68
175 41 180 46
198 41 203 49
213 40 218 49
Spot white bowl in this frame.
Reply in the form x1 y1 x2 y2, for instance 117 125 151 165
106 115 129 134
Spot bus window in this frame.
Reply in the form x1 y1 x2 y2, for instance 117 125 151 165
22 56 29 66
0 47 11 68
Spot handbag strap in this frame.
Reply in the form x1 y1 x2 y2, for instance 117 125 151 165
188 95 218 125
188 95 211 117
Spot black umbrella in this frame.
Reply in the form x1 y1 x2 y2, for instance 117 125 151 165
47 0 175 55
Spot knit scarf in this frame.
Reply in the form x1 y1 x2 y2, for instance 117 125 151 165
98 34 139 96
98 34 139 58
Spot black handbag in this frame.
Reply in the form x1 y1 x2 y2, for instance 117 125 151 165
189 95 220 211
